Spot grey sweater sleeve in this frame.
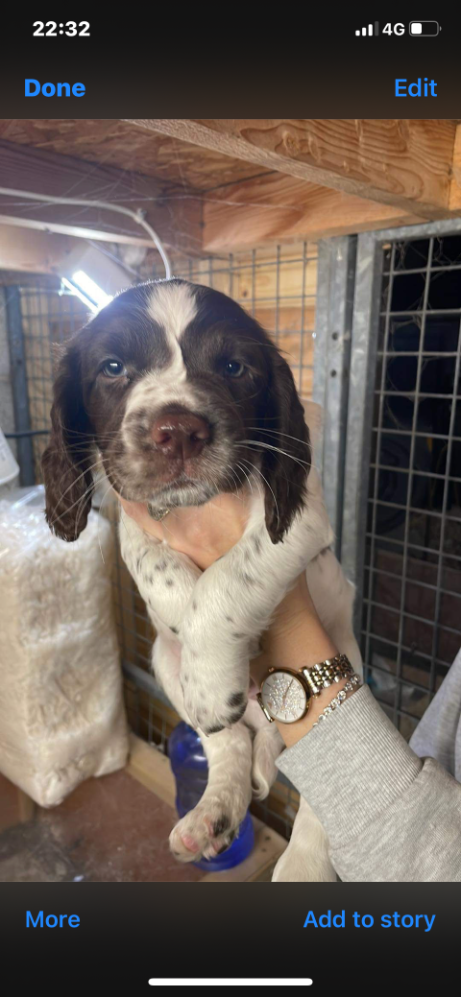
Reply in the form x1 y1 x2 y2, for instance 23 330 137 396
276 685 461 881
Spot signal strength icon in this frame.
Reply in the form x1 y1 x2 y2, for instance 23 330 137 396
355 22 379 36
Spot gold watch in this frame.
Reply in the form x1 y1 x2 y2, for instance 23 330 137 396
257 654 353 724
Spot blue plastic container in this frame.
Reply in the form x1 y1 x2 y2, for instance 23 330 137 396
168 721 254 871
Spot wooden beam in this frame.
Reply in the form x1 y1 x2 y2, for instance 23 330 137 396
0 224 76 274
125 119 459 220
450 124 461 210
0 140 203 258
202 172 423 252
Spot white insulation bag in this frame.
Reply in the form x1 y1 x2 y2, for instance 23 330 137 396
0 493 129 806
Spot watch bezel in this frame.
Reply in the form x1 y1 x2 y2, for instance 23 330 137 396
259 667 311 724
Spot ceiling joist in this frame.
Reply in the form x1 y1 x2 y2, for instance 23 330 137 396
124 118 461 221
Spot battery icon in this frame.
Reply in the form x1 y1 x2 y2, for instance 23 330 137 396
409 21 440 36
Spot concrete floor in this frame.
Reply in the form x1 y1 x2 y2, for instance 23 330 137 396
0 770 204 883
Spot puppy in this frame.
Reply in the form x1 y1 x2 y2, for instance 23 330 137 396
42 278 362 879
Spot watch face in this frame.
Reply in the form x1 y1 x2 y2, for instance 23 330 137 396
261 670 308 723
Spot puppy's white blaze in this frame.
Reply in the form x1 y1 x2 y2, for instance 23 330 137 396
123 282 200 434
147 281 197 343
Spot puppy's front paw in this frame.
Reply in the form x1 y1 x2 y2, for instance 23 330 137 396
170 805 238 863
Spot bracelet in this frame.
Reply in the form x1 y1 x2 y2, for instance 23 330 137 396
311 673 362 728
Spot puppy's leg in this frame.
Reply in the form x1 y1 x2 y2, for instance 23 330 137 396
170 723 253 862
243 699 284 800
272 798 337 882
153 635 253 863
119 508 201 635
180 499 334 733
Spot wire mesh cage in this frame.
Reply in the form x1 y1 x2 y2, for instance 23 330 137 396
3 241 318 840
362 232 461 739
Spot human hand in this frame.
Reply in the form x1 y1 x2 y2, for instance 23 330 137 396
117 492 248 571
116 492 337 690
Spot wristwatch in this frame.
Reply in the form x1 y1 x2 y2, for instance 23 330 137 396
257 654 353 724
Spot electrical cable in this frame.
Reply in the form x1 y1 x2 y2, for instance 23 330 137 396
0 186 172 279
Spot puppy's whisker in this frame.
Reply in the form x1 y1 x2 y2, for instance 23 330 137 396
238 441 310 468
239 458 280 524
47 461 103 531
235 462 254 498
50 458 102 512
74 488 92 540
49 452 101 474
244 447 309 473
245 427 313 450
48 479 96 532
54 421 123 441
95 480 117 564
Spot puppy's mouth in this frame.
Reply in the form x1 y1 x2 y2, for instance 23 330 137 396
110 404 251 509
141 474 223 517
115 455 248 513
148 467 209 495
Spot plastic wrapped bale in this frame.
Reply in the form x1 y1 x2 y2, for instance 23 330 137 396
0 498 129 807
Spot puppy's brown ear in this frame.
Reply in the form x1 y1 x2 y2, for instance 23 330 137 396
258 352 310 543
41 344 94 542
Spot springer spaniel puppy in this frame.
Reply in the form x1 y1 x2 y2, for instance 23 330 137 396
42 278 362 881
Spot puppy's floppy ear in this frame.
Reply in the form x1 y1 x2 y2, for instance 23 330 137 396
258 352 310 543
41 343 94 542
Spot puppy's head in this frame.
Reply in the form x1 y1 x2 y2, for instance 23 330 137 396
42 279 310 543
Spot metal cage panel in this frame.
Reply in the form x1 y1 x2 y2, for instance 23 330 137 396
341 221 461 739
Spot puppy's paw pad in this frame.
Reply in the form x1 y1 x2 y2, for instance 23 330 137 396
169 809 237 863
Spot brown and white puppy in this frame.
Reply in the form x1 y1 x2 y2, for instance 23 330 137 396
42 279 361 878
43 279 308 546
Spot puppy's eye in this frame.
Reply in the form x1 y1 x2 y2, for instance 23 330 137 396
224 360 245 378
101 359 126 378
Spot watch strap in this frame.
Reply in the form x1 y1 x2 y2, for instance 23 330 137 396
300 653 353 696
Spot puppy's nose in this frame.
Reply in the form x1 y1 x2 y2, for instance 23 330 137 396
151 412 211 459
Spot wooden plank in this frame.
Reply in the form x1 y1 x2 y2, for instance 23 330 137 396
126 733 176 807
450 123 461 210
0 119 267 191
0 139 203 257
126 118 458 219
203 172 423 252
0 224 79 274
16 788 36 823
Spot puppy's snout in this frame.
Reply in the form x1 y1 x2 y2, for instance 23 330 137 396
151 412 211 459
